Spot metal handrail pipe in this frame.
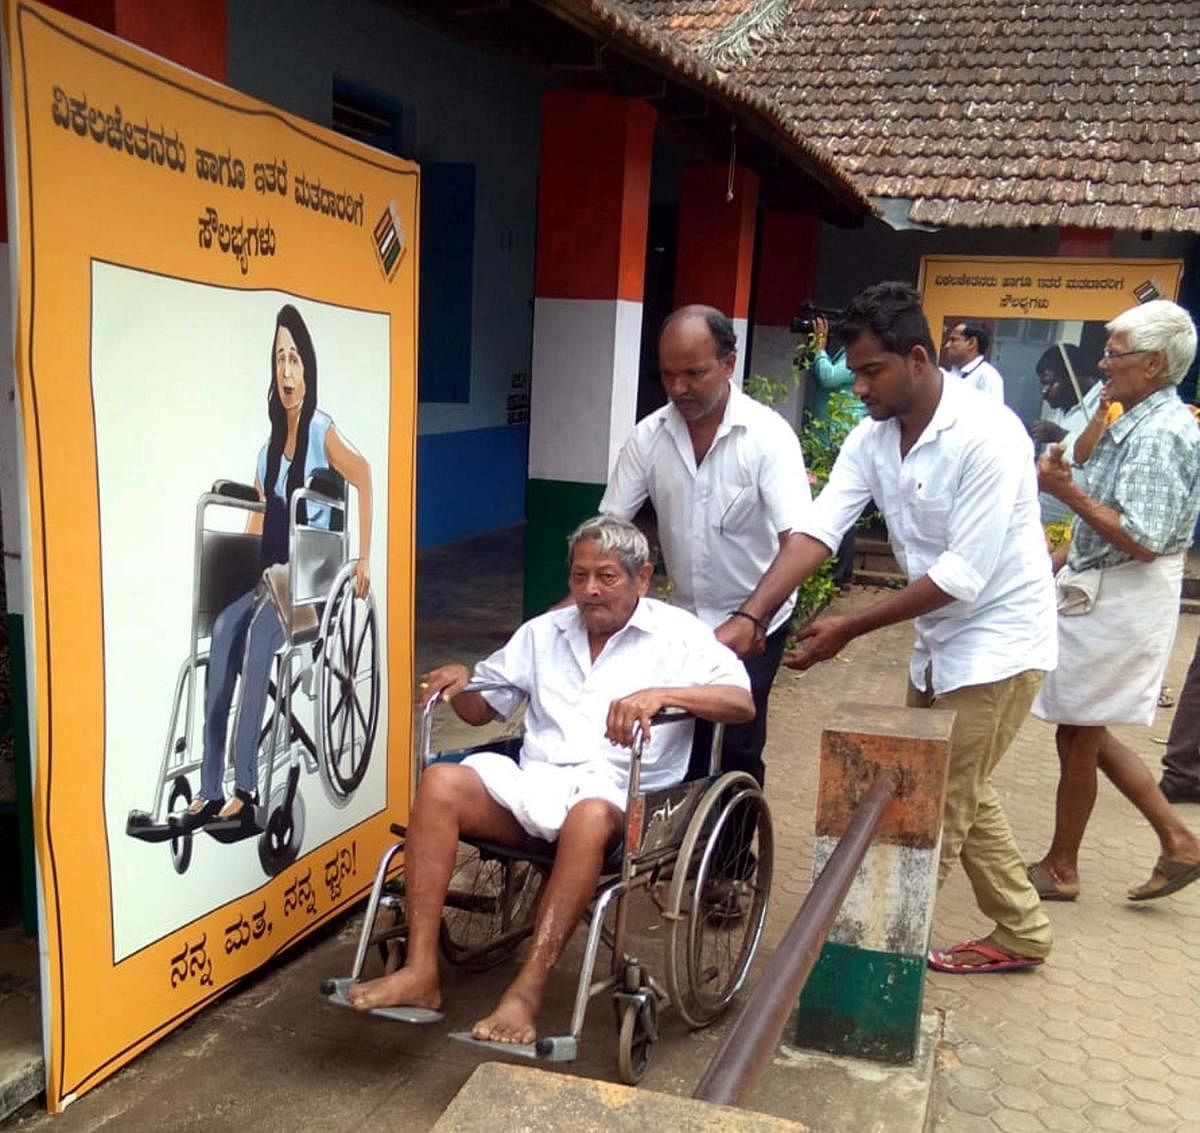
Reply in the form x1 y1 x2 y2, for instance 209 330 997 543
692 771 899 1108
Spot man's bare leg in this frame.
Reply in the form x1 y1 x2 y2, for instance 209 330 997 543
1097 731 1200 862
1037 724 1104 887
471 798 622 1044
347 763 525 1010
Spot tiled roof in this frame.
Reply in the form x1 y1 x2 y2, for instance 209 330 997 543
552 0 873 214
611 0 1200 232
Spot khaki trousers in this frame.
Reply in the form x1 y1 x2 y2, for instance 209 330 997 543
907 668 1053 959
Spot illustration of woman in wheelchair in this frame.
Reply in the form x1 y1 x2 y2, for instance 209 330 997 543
127 303 380 876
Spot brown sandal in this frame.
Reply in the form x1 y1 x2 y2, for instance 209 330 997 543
1128 857 1200 901
1027 861 1079 902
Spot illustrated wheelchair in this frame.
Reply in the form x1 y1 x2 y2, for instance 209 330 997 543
322 683 773 1083
126 471 380 876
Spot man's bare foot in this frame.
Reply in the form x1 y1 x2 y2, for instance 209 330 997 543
346 966 441 1012
471 986 540 1044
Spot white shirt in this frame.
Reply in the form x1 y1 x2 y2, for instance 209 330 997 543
601 386 811 635
952 357 1004 403
1039 382 1103 524
801 377 1057 695
473 598 750 791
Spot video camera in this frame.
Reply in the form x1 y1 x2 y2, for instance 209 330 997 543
790 301 843 337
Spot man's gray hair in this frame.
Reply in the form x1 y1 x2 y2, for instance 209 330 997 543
1107 299 1198 387
566 515 650 578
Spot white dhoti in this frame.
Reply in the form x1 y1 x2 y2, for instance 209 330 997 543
1033 553 1184 726
461 751 627 842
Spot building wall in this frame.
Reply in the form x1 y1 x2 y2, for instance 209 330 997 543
227 0 551 546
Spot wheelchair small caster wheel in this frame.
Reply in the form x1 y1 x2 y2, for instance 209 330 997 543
257 784 306 876
617 995 658 1085
167 775 194 875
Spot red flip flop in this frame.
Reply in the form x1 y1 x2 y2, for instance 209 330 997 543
928 938 1045 974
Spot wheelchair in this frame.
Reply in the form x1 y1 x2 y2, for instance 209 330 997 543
125 470 380 877
322 683 773 1084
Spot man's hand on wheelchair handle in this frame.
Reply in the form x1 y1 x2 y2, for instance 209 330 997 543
418 663 471 706
715 614 765 660
606 689 668 749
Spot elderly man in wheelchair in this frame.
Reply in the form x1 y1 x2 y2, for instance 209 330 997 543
347 515 753 1047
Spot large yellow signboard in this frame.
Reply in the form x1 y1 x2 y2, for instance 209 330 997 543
4 0 417 1109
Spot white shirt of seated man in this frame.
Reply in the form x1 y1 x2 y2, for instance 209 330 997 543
428 535 751 842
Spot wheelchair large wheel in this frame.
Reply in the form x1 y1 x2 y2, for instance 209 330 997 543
167 775 194 875
315 566 380 808
257 782 306 876
665 773 772 1027
438 846 545 972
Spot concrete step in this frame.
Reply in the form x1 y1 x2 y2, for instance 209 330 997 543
431 1062 808 1132
0 926 42 1122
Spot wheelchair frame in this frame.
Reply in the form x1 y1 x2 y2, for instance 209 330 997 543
326 682 773 1083
125 474 381 876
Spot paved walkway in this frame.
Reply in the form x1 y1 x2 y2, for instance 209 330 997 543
5 529 1199 1129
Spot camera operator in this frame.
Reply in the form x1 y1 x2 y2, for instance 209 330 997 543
806 314 867 424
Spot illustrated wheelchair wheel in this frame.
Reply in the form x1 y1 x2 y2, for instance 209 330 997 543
257 782 306 876
315 567 380 808
439 847 545 972
665 773 772 1027
617 995 658 1085
167 775 194 875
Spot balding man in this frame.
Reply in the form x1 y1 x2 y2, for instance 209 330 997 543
601 305 811 799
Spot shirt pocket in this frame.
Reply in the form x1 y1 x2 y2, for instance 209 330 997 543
909 487 953 540
713 476 758 535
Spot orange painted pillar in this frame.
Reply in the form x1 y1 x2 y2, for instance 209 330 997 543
524 91 656 617
749 210 821 424
674 164 759 386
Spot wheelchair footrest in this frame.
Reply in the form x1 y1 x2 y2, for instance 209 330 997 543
320 978 443 1024
125 812 178 844
447 1032 578 1063
203 815 265 843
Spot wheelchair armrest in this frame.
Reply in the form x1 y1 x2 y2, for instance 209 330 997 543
307 467 345 503
212 479 260 503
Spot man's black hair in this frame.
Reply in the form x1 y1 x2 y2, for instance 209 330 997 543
961 321 991 356
661 305 738 359
839 281 937 362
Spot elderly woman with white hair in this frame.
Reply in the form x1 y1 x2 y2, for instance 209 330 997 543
1029 299 1200 903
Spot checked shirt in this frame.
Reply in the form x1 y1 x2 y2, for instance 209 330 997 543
1069 387 1200 571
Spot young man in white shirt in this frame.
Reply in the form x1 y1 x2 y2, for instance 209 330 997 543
600 305 810 792
944 321 1005 403
347 515 753 1041
725 281 1056 974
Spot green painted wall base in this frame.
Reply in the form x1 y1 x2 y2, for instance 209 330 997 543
522 478 605 618
794 940 925 1064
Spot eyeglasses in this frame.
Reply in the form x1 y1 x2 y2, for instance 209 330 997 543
1100 348 1151 362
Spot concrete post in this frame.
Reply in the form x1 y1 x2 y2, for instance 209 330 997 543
793 703 953 1063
